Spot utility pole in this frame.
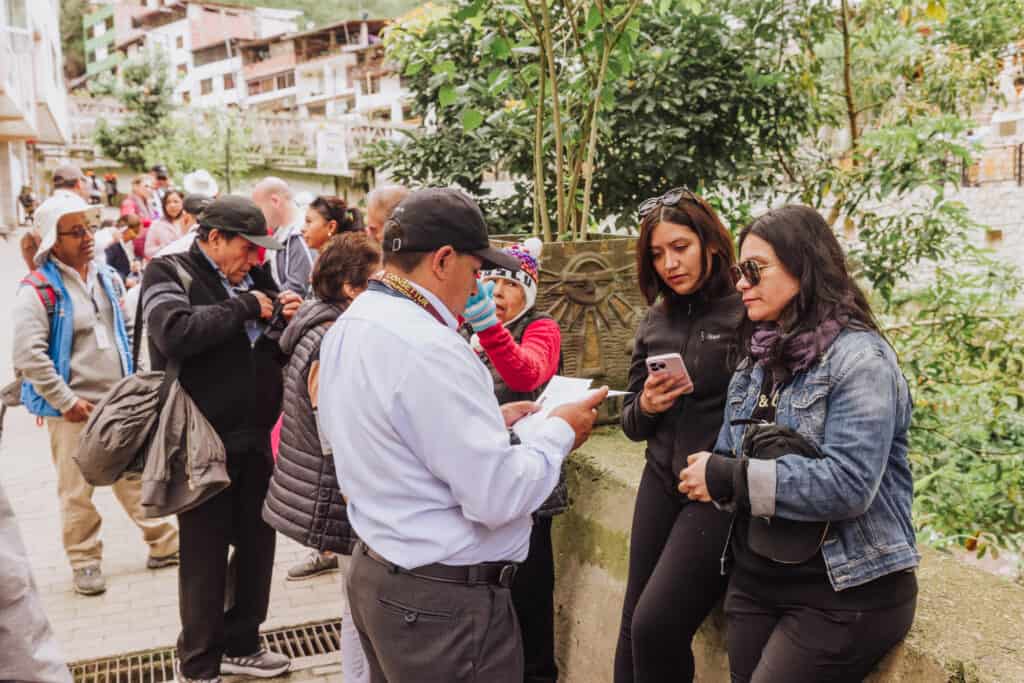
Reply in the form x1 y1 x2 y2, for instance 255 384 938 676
225 123 232 194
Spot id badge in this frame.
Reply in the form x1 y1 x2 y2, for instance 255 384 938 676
95 325 113 350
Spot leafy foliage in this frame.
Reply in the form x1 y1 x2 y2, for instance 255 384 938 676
367 0 821 238
141 109 254 191
59 0 89 80
92 52 175 171
888 259 1024 557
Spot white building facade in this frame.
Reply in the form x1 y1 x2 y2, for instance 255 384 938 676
116 1 299 108
0 0 71 231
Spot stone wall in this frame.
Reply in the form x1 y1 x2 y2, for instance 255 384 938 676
950 180 1024 270
552 429 1024 683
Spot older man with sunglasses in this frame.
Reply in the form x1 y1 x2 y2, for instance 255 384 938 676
12 194 179 597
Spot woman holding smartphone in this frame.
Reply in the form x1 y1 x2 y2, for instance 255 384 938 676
615 188 744 683
679 205 917 681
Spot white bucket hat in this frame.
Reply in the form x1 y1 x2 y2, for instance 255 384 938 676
183 169 219 197
33 193 102 267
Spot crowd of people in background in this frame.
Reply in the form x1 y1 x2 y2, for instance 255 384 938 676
6 163 919 683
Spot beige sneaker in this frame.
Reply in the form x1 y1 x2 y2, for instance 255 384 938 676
72 565 106 596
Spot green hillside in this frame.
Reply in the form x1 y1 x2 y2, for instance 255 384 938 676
228 0 427 27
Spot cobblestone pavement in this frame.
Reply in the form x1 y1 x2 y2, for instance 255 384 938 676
0 234 344 678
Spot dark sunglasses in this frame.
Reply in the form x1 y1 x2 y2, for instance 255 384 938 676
729 259 776 286
637 186 702 219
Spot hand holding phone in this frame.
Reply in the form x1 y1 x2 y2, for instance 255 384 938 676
640 353 694 414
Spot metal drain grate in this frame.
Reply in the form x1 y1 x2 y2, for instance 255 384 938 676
70 619 342 682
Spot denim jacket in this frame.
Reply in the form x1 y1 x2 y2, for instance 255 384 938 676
714 328 919 591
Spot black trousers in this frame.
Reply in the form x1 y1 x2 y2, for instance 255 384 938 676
176 452 276 678
348 546 523 683
511 516 558 683
725 582 916 682
614 462 732 683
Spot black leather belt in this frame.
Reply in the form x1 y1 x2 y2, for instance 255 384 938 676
359 542 518 588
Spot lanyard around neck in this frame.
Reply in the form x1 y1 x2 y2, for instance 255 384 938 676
370 272 448 327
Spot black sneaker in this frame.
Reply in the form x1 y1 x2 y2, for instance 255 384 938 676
174 660 221 683
286 550 339 581
220 648 290 678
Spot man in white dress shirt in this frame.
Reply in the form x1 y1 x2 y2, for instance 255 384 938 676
319 188 605 682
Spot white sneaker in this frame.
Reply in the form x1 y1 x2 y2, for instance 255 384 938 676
220 648 290 678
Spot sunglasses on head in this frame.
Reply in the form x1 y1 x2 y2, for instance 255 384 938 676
638 186 703 219
729 259 775 286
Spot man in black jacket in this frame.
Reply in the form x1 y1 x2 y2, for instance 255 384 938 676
141 196 302 683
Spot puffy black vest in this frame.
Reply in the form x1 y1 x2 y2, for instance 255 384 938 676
262 301 356 554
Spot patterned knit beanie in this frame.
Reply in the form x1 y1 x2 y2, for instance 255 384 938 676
482 237 543 312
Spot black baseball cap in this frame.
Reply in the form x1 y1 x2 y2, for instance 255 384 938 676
198 195 283 250
183 193 212 217
384 188 521 271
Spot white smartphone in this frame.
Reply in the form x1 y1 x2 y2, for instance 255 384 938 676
646 352 693 393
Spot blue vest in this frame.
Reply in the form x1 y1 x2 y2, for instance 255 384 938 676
20 259 134 417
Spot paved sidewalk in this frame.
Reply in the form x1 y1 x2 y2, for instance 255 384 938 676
0 235 345 674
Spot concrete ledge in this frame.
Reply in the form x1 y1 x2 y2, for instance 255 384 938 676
552 428 1024 682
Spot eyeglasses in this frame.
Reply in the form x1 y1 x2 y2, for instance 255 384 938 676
57 225 99 240
730 259 776 286
638 186 702 219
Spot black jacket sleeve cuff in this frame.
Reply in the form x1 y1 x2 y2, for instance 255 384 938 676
706 454 738 503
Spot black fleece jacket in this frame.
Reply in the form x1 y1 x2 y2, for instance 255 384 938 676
621 283 745 489
141 240 285 456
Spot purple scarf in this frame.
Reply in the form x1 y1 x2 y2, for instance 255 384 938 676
750 317 845 375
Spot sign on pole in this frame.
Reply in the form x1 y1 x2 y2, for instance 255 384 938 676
316 127 349 175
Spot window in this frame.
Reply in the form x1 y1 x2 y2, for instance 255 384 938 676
223 73 235 90
193 44 229 67
181 91 191 104
368 75 381 94
276 72 295 90
5 0 28 29
106 16 115 32
248 78 270 95
176 35 184 49
177 63 187 76
201 78 213 95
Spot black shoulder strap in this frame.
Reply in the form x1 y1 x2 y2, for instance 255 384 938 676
134 261 193 399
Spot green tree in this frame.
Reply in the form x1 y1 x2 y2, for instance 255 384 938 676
93 51 175 171
60 0 89 80
367 0 823 238
142 109 253 192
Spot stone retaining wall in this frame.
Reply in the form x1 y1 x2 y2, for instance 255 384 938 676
552 429 1024 683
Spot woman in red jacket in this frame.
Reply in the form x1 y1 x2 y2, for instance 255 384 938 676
463 237 564 683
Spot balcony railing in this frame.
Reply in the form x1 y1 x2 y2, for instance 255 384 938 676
68 95 408 166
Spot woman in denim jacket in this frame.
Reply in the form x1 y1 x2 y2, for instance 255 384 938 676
679 205 918 682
